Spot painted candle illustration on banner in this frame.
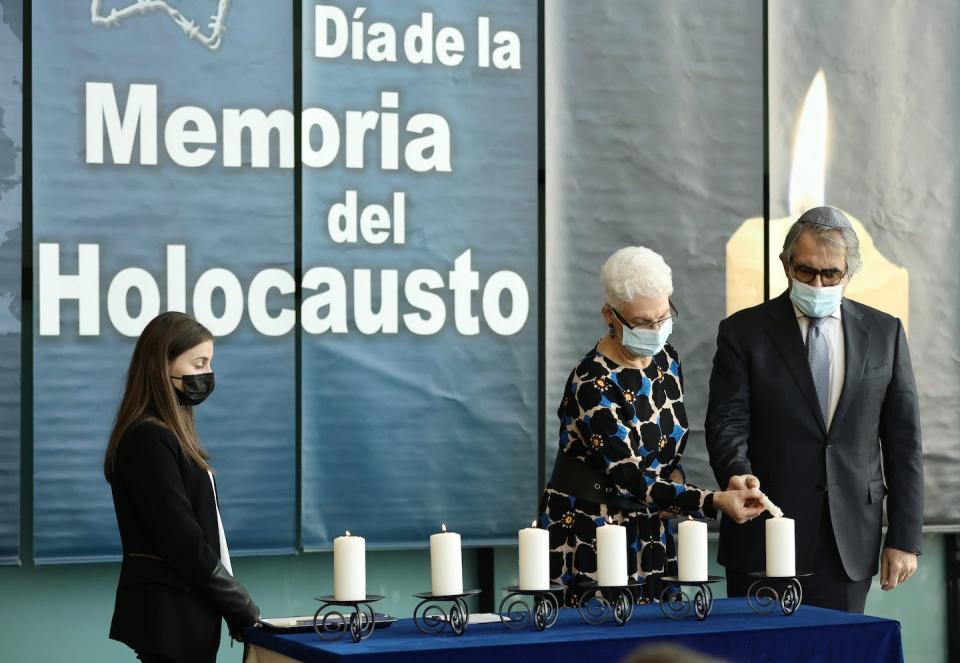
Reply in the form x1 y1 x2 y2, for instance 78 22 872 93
726 70 909 329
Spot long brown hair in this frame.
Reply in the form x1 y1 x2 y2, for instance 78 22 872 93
104 312 214 483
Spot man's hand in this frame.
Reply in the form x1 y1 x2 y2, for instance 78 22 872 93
727 474 760 491
714 488 767 524
880 547 918 591
727 475 763 510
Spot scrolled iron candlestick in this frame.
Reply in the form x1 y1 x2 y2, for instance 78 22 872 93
575 581 641 627
658 576 723 620
312 595 385 643
497 584 565 631
745 572 813 616
412 589 482 636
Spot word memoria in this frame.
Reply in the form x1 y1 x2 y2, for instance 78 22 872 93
85 82 451 172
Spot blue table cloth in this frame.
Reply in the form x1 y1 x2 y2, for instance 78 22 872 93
244 599 904 663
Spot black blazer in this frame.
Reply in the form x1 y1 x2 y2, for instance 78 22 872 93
705 292 923 582
109 419 226 662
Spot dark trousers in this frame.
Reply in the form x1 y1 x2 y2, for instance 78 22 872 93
726 500 871 613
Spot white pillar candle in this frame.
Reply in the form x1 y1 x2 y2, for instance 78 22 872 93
333 531 366 601
430 524 463 595
677 519 708 582
518 522 550 591
765 517 795 577
596 520 628 586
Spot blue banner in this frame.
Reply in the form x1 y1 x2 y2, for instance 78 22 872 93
32 1 296 562
0 0 21 566
300 1 539 548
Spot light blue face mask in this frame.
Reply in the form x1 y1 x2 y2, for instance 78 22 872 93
790 279 843 318
621 316 673 358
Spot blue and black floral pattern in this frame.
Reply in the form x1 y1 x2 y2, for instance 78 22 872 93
537 343 715 605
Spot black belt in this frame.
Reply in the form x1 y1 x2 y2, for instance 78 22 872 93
549 450 648 512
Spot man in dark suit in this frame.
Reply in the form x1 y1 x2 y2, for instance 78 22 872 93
706 206 923 613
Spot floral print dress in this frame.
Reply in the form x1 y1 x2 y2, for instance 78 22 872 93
538 343 716 605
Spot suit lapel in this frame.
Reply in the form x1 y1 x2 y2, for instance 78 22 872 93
762 292 827 434
830 298 869 434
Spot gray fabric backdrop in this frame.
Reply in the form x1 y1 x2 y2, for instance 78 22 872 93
545 0 764 499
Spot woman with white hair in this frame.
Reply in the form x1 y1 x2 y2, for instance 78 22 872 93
539 246 765 605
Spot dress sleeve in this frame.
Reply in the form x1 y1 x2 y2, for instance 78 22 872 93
117 424 220 587
588 408 715 518
567 367 716 519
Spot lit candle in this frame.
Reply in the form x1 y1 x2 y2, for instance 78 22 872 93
333 531 366 601
765 517 795 577
518 521 549 591
596 519 627 587
677 518 708 582
430 523 463 595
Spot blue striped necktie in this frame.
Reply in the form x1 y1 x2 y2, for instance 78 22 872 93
806 317 831 426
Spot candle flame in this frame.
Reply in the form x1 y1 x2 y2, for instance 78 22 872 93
604 516 613 525
788 69 828 217
441 523 447 533
531 521 537 528
345 530 351 537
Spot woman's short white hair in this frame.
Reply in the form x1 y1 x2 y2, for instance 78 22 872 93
601 246 673 310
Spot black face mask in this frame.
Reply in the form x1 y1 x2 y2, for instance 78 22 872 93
171 372 215 407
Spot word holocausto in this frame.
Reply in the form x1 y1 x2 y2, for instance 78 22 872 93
38 244 529 338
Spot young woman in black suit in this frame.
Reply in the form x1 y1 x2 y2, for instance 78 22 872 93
104 312 259 662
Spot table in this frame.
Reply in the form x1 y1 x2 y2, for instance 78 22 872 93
244 599 904 663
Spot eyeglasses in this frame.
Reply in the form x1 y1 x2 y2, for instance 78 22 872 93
611 301 679 331
791 264 846 287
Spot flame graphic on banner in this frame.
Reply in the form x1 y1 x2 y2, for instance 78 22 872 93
788 71 828 217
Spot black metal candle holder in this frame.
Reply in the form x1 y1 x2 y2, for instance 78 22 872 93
312 595 385 643
746 572 812 616
658 576 722 620
575 581 641 626
497 583 566 631
412 589 482 636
